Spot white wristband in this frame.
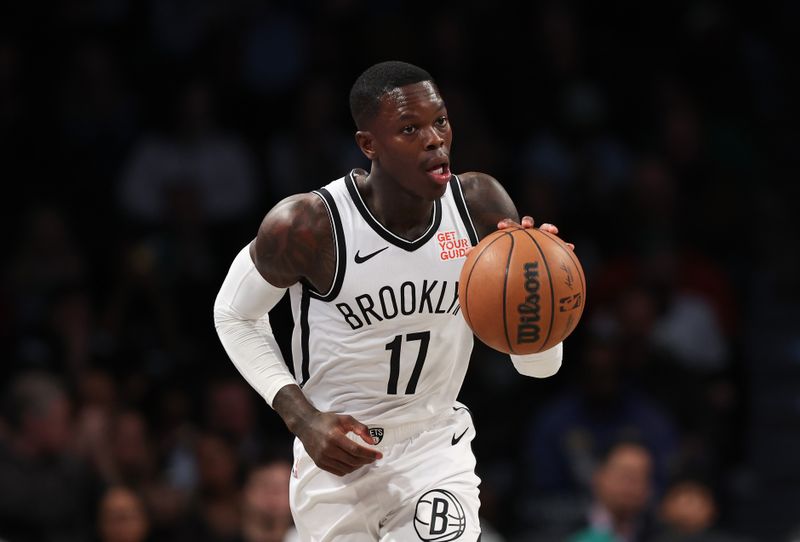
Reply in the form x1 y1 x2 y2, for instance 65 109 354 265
510 342 563 378
213 245 297 406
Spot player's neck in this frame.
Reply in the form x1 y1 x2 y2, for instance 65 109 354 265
356 170 435 241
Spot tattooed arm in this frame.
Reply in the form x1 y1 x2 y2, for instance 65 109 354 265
251 193 336 291
257 194 382 474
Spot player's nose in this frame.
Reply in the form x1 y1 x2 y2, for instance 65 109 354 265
423 127 445 150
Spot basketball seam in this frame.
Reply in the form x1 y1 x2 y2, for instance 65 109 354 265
520 229 555 351
502 231 516 354
463 232 508 336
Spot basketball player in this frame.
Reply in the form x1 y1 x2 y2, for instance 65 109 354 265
214 61 567 541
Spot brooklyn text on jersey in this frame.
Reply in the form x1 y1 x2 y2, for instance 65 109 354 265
336 279 461 330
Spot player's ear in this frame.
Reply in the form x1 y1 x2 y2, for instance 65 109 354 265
355 131 377 160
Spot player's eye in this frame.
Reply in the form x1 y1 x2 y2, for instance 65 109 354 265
435 116 448 127
402 125 416 134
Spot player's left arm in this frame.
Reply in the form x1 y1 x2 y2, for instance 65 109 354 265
459 171 566 377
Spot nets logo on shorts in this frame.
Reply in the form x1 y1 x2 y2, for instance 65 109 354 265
369 427 384 444
413 489 466 541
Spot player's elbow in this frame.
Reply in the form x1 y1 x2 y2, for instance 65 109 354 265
213 296 243 330
510 342 563 378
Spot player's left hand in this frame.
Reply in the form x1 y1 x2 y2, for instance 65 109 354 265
497 216 575 250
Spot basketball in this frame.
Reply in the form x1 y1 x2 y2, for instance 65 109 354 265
458 227 586 355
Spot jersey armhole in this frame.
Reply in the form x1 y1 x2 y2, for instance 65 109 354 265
304 188 347 301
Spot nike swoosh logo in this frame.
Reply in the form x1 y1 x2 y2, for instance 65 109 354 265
354 246 389 264
451 428 469 446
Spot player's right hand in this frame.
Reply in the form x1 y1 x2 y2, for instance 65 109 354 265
296 411 383 476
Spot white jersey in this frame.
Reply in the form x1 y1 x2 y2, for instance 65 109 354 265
287 170 479 426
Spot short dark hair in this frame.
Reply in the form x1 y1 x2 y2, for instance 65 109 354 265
349 61 434 128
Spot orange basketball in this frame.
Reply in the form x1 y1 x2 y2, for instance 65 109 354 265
458 227 586 355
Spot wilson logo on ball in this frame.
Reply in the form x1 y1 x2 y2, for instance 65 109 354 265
517 261 542 344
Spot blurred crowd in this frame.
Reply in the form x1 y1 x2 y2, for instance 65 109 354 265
0 1 797 541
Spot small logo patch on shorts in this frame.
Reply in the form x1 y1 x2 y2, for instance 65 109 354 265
413 489 466 540
369 427 384 445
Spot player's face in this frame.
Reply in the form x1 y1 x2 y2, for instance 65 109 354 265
365 81 453 200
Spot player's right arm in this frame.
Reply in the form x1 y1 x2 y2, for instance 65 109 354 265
214 194 382 476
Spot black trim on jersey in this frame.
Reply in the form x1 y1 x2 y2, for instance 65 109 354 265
299 285 311 386
345 171 442 251
307 187 346 301
453 405 474 422
449 175 479 245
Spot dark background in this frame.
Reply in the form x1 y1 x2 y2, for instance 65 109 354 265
0 1 798 540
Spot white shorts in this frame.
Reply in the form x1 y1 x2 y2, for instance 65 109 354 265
289 405 481 541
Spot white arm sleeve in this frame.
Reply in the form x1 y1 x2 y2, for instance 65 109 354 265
213 245 297 407
510 342 563 378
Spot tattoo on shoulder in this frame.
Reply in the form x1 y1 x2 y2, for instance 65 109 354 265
258 195 336 291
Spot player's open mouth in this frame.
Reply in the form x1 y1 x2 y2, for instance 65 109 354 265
426 163 451 184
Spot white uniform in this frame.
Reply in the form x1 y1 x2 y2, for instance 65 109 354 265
287 170 482 541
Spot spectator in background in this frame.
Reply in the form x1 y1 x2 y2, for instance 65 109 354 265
11 281 98 382
237 458 299 542
177 431 242 542
652 477 751 542
591 238 740 486
101 409 189 540
0 371 100 542
96 485 152 542
116 169 223 350
73 367 120 486
106 410 158 488
43 282 98 377
519 329 677 535
98 232 185 378
6 204 86 312
204 377 271 470
643 243 731 373
109 81 254 374
568 440 656 542
151 382 200 494
5 204 89 379
117 80 258 226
